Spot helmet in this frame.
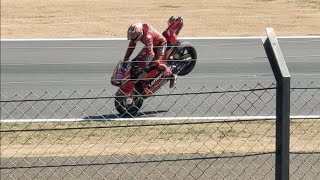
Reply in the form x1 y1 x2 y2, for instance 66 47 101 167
127 23 143 41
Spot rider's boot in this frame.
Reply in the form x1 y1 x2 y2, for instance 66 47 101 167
158 63 177 88
169 74 177 88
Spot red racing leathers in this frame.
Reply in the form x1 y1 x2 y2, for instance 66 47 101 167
124 23 171 72
122 23 174 95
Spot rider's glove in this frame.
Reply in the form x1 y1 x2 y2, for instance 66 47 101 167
121 61 129 72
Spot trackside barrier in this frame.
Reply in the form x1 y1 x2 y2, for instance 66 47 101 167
263 28 291 180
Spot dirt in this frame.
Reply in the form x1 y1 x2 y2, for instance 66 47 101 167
1 120 319 157
1 0 320 38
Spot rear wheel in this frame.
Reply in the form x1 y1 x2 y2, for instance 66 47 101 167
172 45 197 76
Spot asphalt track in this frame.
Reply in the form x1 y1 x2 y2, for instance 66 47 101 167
2 38 320 92
1 38 320 119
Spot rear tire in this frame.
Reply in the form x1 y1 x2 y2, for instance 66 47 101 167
173 45 197 76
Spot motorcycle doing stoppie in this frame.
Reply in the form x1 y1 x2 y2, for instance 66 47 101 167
111 16 197 116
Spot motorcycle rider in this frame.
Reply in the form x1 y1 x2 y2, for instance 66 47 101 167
121 22 177 96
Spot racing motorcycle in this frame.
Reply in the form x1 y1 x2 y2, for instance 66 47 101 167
111 16 197 115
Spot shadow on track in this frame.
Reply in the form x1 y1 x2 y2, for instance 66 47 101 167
83 110 168 121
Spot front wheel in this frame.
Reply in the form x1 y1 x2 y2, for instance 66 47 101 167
115 89 144 116
173 43 197 76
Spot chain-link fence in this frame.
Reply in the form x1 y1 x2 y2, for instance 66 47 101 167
290 82 320 180
1 82 319 179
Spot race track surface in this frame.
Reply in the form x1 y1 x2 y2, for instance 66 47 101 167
1 38 319 119
2 38 319 91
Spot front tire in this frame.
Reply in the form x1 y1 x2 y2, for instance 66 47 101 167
115 88 144 116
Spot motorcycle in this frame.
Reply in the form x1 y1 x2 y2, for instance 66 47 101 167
111 16 197 115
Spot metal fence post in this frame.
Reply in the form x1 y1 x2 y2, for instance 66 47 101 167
262 28 291 180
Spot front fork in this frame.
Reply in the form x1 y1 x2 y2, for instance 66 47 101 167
116 81 135 106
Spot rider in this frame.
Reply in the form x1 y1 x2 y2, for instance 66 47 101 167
122 22 177 95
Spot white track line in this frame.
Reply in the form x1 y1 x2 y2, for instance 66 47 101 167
1 115 319 123
1 36 320 41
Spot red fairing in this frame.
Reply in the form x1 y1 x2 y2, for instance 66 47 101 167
111 63 131 87
111 64 135 96
119 81 135 96
142 68 165 93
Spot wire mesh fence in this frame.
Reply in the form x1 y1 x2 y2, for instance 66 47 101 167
0 82 319 179
290 82 320 180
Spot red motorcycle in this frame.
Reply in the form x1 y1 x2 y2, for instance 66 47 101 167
111 17 197 115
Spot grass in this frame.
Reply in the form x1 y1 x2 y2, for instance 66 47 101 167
293 0 320 8
1 119 319 157
158 5 181 9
